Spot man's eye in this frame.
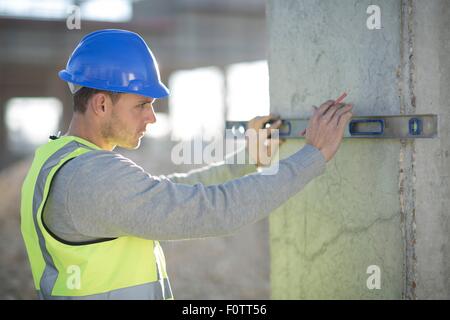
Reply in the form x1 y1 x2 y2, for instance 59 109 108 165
138 102 153 109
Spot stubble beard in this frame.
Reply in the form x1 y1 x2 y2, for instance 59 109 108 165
101 113 141 150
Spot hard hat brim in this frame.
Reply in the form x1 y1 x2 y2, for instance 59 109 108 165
58 70 170 99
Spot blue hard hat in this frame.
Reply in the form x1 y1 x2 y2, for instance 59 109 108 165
59 29 169 98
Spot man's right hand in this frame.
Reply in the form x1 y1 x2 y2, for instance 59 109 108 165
301 100 353 162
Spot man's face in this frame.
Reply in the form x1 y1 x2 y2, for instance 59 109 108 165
101 93 157 149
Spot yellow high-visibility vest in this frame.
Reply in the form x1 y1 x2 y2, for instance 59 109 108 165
21 136 172 299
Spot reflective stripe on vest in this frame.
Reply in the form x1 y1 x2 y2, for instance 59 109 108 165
37 278 173 300
20 136 172 299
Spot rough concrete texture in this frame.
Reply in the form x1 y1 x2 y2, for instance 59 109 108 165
266 0 446 299
412 0 450 299
270 141 403 299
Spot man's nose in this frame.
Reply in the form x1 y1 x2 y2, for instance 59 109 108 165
145 107 157 124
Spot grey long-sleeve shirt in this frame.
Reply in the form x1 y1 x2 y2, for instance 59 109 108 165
43 144 326 242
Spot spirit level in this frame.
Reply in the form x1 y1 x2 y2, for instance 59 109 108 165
225 115 438 139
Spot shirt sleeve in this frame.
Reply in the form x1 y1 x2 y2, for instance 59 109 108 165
65 144 326 240
164 146 257 186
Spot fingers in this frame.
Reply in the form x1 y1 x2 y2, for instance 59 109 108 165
261 114 281 128
269 119 283 129
332 105 353 138
337 107 353 131
335 104 353 121
268 118 282 131
266 119 282 139
324 102 349 121
332 104 353 126
310 100 336 126
248 114 280 131
317 100 335 116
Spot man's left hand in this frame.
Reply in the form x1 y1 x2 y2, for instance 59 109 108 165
246 114 286 167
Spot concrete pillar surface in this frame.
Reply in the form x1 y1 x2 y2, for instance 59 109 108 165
268 0 449 299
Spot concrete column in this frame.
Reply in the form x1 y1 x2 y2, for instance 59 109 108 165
267 0 449 299
411 0 450 299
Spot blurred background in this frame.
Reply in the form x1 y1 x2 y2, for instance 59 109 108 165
0 0 271 299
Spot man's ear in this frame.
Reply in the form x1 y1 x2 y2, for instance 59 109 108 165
90 93 108 116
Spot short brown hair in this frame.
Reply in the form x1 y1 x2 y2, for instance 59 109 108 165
73 87 122 113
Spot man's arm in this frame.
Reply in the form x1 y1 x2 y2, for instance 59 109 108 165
63 144 325 241
47 99 352 242
166 114 286 186
164 146 257 186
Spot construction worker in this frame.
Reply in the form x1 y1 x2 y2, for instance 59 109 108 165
20 29 353 300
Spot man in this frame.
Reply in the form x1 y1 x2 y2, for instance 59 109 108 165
20 29 353 300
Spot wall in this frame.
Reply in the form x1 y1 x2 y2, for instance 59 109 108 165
267 0 449 299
